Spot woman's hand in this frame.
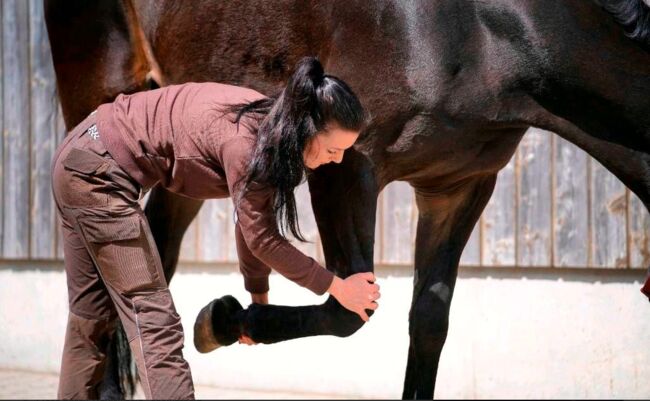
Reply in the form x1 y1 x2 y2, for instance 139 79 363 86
239 292 269 345
327 272 380 322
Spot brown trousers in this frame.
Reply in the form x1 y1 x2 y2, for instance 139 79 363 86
51 113 195 399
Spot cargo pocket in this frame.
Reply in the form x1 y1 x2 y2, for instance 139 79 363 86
63 147 107 175
60 148 110 207
77 213 165 294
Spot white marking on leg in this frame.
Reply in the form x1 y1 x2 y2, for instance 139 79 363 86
429 282 451 303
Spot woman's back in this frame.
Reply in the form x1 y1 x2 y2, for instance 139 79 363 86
96 82 265 195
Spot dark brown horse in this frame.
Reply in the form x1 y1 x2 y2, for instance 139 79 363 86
45 0 650 398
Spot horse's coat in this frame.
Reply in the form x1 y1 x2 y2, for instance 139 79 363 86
44 0 650 398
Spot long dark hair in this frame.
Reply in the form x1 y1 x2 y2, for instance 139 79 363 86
228 57 367 241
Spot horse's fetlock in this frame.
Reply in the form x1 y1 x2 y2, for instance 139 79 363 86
329 305 366 337
332 319 365 337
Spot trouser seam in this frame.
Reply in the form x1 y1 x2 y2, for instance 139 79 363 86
133 303 153 399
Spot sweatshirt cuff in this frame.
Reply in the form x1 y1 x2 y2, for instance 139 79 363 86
307 266 335 296
244 276 270 294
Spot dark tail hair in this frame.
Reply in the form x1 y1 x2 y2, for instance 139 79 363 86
98 323 136 399
228 56 368 240
599 0 650 48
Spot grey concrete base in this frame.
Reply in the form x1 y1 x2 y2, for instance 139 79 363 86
0 262 648 398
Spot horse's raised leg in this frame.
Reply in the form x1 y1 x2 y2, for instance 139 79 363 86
403 174 498 399
196 149 379 346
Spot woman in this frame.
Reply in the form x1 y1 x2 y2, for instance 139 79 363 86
51 57 380 400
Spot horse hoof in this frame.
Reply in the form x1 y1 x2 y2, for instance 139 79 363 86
193 295 243 353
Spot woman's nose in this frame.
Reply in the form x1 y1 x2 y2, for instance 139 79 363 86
332 152 344 164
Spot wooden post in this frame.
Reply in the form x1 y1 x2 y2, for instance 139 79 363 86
30 0 58 259
2 0 30 258
516 128 552 266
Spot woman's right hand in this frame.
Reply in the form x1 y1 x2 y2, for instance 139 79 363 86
327 272 380 322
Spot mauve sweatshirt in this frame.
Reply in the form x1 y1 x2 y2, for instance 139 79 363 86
95 82 334 295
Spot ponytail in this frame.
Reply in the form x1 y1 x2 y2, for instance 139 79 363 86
227 57 367 241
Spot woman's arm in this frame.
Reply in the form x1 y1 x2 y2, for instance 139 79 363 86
221 137 379 320
222 137 334 294
235 221 271 295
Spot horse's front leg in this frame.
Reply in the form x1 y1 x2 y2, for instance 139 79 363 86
195 149 378 346
403 174 497 399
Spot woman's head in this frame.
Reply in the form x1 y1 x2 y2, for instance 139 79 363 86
302 124 359 169
229 56 367 240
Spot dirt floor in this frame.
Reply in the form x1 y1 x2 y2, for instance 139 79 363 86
0 368 345 399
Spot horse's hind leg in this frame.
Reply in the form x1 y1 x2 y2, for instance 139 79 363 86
403 174 497 399
144 188 203 282
530 112 650 296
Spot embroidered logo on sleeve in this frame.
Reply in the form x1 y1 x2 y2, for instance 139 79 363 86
88 124 99 140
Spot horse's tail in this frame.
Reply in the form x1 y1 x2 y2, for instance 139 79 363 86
98 322 137 399
116 323 137 398
641 271 650 301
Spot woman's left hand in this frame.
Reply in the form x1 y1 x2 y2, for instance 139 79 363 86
239 292 269 345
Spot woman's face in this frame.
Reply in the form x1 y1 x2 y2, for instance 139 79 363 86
303 125 360 169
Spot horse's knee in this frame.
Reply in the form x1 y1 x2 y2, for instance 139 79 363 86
326 297 367 337
409 290 451 343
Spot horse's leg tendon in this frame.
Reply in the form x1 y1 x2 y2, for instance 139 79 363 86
403 174 497 399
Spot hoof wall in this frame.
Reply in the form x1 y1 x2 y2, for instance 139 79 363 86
193 295 243 353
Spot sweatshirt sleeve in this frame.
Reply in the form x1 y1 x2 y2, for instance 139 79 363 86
235 221 271 294
220 136 334 295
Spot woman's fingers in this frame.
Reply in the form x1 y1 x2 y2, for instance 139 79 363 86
238 335 256 345
357 310 370 322
358 272 376 283
333 272 381 322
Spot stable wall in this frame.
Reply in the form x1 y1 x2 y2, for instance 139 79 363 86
1 262 648 399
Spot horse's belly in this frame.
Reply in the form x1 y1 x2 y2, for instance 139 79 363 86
377 117 524 187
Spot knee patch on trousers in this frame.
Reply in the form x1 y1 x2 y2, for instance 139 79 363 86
130 290 193 400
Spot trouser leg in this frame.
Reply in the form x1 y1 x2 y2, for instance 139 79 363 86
57 221 117 400
53 121 194 399
58 312 116 399
74 209 195 400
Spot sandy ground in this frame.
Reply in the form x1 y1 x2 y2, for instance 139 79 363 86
0 368 346 399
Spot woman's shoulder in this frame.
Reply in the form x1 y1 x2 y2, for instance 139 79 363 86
221 131 256 153
186 82 267 104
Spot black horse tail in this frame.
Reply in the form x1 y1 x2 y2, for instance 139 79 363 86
599 0 650 48
98 322 137 399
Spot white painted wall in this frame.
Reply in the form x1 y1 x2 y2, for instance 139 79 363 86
1 263 648 398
